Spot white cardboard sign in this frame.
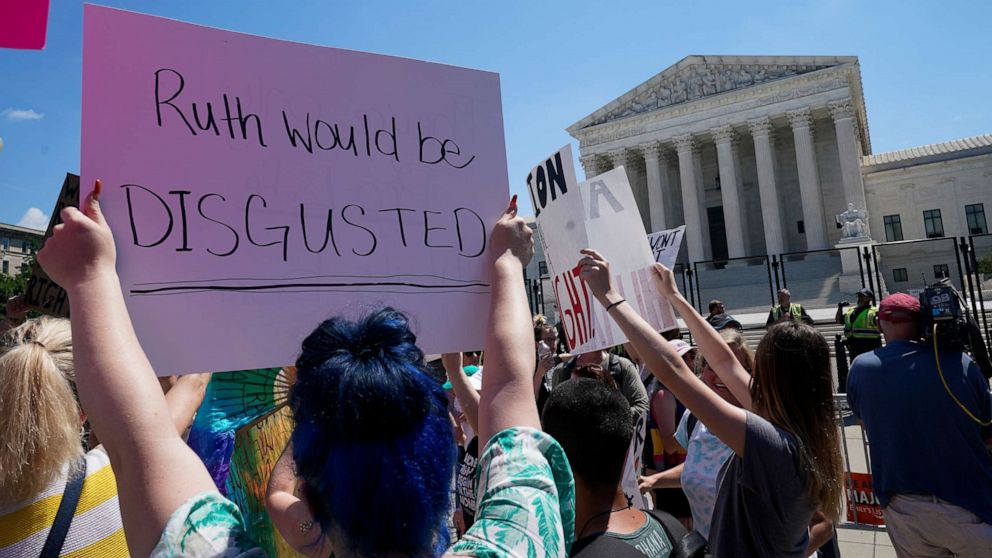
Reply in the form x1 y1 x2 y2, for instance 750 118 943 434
527 145 677 353
647 225 686 268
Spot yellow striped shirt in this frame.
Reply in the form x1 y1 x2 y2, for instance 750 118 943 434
0 447 129 557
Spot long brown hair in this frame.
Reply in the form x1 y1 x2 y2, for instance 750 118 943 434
0 317 81 505
751 322 843 519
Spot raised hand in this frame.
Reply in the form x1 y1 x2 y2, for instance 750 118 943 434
37 180 116 292
577 248 617 303
488 195 534 268
650 263 681 299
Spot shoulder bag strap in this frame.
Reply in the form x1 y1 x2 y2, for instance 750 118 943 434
40 457 87 558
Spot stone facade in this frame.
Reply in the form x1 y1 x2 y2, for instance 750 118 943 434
0 223 44 277
569 55 871 265
535 55 992 317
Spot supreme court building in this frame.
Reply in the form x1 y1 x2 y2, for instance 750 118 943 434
556 55 992 312
519 56 992 317
568 56 992 262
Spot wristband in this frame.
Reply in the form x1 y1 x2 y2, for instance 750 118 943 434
605 298 626 313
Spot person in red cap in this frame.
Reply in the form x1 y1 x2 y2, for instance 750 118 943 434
847 292 992 556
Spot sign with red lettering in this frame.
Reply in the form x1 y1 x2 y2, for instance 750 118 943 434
82 7 508 375
845 472 885 525
528 146 676 353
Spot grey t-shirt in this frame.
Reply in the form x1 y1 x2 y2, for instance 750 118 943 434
607 513 674 557
707 412 816 558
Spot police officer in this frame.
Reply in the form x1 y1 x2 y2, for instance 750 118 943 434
835 288 882 361
765 288 814 328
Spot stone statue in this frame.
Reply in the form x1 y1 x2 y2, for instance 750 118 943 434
658 85 672 106
836 203 870 239
753 68 767 83
672 80 688 103
736 69 753 87
701 70 717 95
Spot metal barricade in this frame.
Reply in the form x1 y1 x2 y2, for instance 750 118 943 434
833 393 886 529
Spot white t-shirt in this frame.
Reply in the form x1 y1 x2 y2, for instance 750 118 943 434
675 410 734 540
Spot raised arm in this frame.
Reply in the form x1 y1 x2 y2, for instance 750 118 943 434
477 197 538 446
656 264 752 409
163 372 210 437
37 181 217 556
443 352 480 434
578 249 746 455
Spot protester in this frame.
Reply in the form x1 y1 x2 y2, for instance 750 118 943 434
765 288 814 327
544 378 695 558
834 288 881 361
36 185 574 557
578 250 843 557
442 352 482 536
847 293 992 556
704 300 742 332
639 329 752 539
551 349 649 423
0 316 208 557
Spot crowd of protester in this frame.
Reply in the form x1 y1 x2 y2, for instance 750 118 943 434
2 181 990 557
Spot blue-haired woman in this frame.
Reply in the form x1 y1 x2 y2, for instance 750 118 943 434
37 184 574 558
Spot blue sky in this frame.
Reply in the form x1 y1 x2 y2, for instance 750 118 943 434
1 0 990 228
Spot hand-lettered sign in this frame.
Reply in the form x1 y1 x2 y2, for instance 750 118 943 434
82 6 508 375
647 226 686 268
0 0 50 50
24 173 80 317
528 145 676 354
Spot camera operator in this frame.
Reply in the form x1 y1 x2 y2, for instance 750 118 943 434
847 293 992 556
834 288 882 362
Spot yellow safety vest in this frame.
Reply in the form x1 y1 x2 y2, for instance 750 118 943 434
772 303 804 323
844 305 880 339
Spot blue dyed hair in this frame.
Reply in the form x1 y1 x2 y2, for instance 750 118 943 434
290 307 456 557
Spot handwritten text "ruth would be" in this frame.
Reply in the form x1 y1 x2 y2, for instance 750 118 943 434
153 68 476 169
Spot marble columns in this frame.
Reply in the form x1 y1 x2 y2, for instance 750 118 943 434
787 108 828 250
748 117 786 255
711 126 746 258
674 134 705 262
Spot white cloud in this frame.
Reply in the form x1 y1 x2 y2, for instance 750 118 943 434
2 108 45 122
16 207 50 230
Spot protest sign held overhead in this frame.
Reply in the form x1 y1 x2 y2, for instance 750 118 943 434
529 145 676 354
82 6 509 375
647 225 686 268
24 173 79 317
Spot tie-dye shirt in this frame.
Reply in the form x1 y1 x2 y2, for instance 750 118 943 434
675 410 734 540
153 427 575 558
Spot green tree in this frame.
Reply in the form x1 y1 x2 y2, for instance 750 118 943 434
0 258 31 319
978 254 992 276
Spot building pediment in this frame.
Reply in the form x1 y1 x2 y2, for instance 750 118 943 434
569 55 859 132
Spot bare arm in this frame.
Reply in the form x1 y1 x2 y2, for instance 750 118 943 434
163 372 210 437
266 443 330 557
639 463 684 491
805 511 833 555
477 199 538 446
443 352 480 434
666 286 753 409
37 182 217 556
578 249 747 455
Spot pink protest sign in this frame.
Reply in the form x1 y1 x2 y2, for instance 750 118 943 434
82 6 508 376
0 0 50 49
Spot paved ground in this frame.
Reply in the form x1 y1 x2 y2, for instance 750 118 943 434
837 524 896 557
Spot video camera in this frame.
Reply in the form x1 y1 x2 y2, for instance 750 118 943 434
919 280 971 352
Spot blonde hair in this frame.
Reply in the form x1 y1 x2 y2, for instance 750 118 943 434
0 317 82 505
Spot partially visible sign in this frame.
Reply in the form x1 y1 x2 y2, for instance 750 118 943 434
24 173 80 317
647 226 686 268
845 472 885 525
0 0 50 50
528 145 676 353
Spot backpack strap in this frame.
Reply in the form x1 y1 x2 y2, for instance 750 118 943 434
686 412 699 439
645 509 708 558
40 457 87 558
